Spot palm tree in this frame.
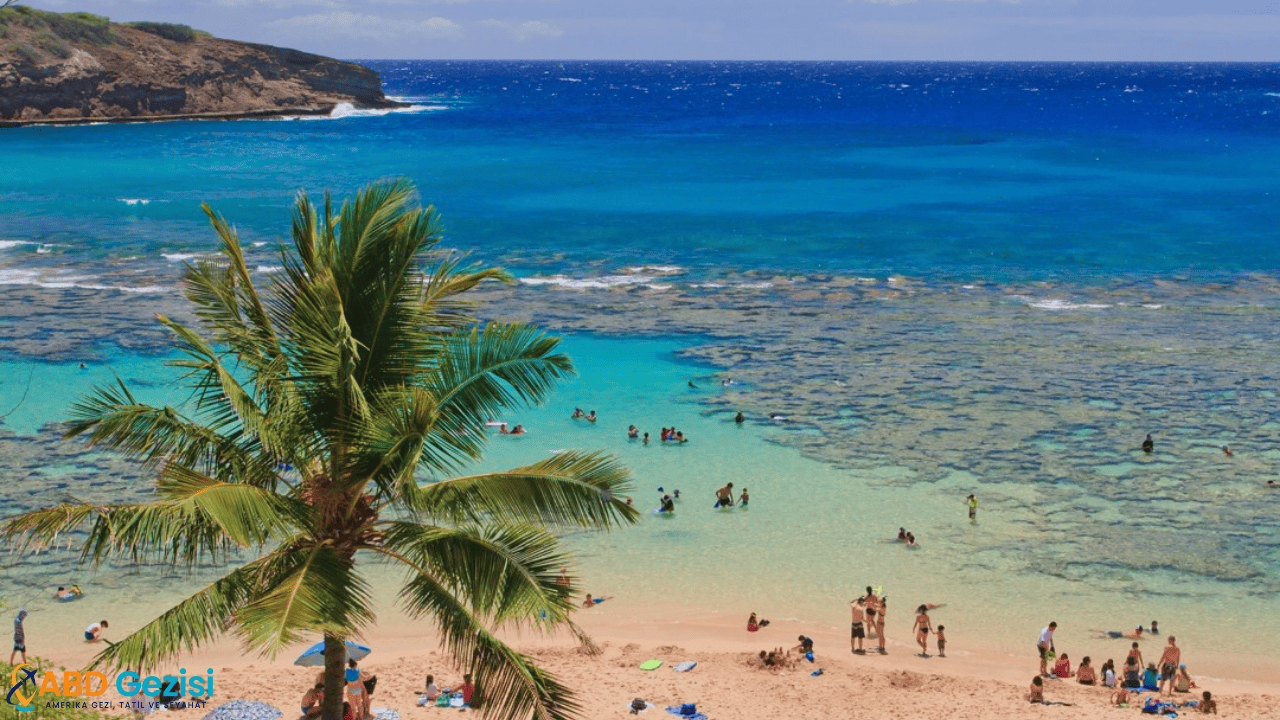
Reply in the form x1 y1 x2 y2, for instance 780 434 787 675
2 180 638 720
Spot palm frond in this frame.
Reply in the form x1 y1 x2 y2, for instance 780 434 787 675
88 554 274 673
154 464 303 544
408 451 639 530
380 521 574 625
234 544 376 656
377 545 580 720
394 323 575 476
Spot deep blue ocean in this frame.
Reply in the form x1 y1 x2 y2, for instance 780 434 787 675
3 62 1280 672
3 61 1280 285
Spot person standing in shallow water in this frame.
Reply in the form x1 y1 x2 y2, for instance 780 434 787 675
1142 434 1154 453
967 494 978 522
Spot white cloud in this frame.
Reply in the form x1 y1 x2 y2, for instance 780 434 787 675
477 18 564 41
266 11 463 40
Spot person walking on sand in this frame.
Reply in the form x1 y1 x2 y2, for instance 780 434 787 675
875 599 888 655
1158 636 1181 695
1037 621 1057 676
850 598 866 654
11 609 28 665
967 494 978 522
912 605 932 657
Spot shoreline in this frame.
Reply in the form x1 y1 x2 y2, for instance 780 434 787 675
23 603 1280 719
0 101 410 128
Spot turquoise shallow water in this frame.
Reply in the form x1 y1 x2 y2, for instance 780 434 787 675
3 334 1277 677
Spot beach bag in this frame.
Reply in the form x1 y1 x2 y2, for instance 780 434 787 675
363 676 377 695
631 699 647 712
679 704 697 716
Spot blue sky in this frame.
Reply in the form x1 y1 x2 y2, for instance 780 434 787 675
30 0 1280 60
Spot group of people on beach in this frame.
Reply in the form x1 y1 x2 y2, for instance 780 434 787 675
1031 620 1216 713
302 661 378 720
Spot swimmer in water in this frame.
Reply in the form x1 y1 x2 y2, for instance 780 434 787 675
628 425 639 438
571 408 584 419
688 380 696 389
897 527 908 542
508 424 526 435
906 532 917 547
739 487 748 506
586 410 596 422
659 495 675 513
1141 434 1154 454
643 432 650 445
1222 446 1233 456
1092 627 1143 640
735 411 745 424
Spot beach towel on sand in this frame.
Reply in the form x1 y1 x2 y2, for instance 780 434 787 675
672 662 697 672
664 704 708 720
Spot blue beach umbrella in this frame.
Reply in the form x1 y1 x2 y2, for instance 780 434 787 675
293 640 372 667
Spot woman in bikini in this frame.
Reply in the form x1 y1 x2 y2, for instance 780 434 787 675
863 586 880 638
912 605 932 657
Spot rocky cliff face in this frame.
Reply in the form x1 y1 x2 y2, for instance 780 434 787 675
0 10 398 124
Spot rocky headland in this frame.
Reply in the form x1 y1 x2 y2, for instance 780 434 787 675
0 6 400 125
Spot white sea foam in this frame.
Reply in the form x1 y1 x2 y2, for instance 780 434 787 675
1018 297 1111 310
0 241 32 251
736 282 774 289
161 253 205 262
320 103 446 120
624 265 683 275
256 265 284 274
519 274 661 289
0 268 170 293
119 198 151 205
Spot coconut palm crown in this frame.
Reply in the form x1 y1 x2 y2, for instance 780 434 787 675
2 180 638 720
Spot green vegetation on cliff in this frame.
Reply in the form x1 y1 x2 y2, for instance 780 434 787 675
0 6 205 64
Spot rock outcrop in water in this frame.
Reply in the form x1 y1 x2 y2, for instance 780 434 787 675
0 7 399 125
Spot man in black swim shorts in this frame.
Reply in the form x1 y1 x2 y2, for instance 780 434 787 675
850 598 866 654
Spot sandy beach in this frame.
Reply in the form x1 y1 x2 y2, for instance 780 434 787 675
22 599 1280 720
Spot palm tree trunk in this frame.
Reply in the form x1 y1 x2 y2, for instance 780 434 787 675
321 634 347 720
